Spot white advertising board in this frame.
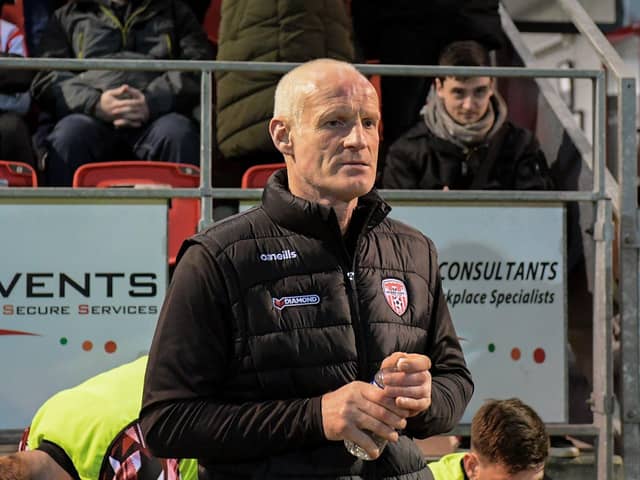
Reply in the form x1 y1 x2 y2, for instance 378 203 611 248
0 201 167 429
390 203 566 423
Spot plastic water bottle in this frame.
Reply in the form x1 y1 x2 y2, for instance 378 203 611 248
344 369 389 460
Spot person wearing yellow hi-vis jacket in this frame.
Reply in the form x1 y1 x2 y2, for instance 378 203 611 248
0 356 197 480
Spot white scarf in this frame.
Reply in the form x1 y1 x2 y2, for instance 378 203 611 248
422 91 507 151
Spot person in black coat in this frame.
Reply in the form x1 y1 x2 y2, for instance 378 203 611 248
140 59 472 479
381 41 553 191
351 0 505 165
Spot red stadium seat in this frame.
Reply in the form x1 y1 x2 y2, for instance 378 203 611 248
0 160 37 186
72 161 200 265
240 163 285 188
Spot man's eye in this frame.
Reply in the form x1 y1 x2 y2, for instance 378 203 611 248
363 119 376 128
325 120 343 127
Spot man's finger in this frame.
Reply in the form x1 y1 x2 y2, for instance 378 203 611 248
380 352 406 370
395 395 431 413
397 354 431 372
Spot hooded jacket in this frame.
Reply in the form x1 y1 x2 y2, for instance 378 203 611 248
141 169 473 479
214 0 355 162
30 0 213 122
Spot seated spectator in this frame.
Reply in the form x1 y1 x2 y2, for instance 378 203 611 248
427 398 551 480
30 0 213 186
350 0 505 170
0 356 198 480
0 17 37 167
381 40 553 191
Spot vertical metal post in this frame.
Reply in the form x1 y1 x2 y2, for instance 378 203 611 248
199 70 214 230
618 75 640 480
593 199 615 480
594 72 606 197
592 71 614 480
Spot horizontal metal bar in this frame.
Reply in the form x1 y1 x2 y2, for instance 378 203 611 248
0 57 602 79
379 189 601 202
354 64 601 79
0 424 602 447
0 187 203 199
0 188 603 203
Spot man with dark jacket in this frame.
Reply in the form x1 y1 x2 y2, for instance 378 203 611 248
30 0 213 186
140 59 473 478
381 41 553 191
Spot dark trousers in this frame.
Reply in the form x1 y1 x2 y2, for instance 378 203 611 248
45 112 200 186
0 112 36 167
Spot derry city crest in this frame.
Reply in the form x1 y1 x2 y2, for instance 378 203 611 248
382 278 408 316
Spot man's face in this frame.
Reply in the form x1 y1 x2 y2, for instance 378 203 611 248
464 453 545 480
435 76 494 125
279 67 380 205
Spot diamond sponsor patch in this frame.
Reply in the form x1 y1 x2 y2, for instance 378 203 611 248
272 294 320 311
382 278 408 316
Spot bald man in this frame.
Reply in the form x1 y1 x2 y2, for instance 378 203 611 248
140 59 473 479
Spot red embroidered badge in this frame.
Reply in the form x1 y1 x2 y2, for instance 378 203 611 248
382 278 408 316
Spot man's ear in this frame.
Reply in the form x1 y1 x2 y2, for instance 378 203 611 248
269 118 293 156
435 78 444 97
462 452 479 480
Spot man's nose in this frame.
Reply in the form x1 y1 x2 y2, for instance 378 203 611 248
461 95 474 110
344 122 366 148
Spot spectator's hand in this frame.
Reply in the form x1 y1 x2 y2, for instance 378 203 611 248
95 85 149 128
112 85 150 128
321 381 409 460
380 352 432 417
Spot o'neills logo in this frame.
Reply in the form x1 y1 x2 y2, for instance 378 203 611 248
259 250 298 262
272 294 320 311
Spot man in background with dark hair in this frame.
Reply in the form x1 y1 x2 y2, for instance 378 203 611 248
350 0 505 171
428 398 551 480
381 40 552 191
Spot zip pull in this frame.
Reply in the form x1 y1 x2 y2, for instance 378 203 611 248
347 271 355 282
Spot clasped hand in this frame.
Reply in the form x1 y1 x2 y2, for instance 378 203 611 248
95 84 150 128
321 352 432 460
